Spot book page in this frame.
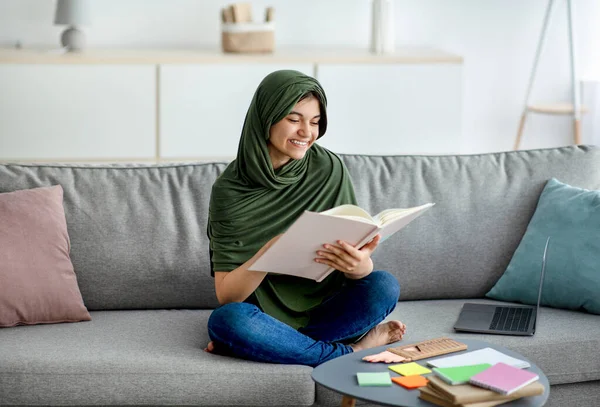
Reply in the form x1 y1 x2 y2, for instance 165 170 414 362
248 202 434 281
329 214 376 224
321 204 376 224
377 203 435 241
249 211 379 281
375 203 434 226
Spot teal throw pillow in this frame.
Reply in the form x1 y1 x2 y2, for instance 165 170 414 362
486 178 600 314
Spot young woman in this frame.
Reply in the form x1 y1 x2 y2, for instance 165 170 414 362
205 70 405 367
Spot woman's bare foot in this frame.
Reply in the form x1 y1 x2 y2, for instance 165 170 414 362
203 341 215 353
350 321 406 352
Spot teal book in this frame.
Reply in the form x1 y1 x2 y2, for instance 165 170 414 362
432 363 492 385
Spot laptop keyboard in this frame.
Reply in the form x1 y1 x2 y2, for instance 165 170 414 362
489 307 533 332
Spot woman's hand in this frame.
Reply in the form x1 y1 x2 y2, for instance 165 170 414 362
315 234 381 279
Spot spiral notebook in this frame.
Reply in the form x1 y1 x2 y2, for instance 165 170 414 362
469 362 539 395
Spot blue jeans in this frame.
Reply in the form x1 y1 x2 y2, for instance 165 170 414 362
207 270 400 367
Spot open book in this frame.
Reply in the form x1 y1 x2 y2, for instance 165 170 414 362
248 202 434 282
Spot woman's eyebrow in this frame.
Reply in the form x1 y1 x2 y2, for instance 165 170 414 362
289 111 321 119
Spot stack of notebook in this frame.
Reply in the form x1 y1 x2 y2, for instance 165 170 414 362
418 348 545 407
420 375 544 407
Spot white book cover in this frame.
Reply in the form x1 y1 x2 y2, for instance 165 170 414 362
248 203 434 282
427 347 531 369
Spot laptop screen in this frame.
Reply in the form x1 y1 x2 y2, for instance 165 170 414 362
535 237 550 313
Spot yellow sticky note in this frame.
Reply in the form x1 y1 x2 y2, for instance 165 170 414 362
389 362 431 376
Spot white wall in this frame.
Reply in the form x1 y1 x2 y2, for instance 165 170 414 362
1 0 599 153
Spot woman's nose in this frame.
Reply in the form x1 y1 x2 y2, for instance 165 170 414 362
298 122 311 138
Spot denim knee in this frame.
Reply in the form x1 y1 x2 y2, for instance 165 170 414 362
207 302 259 339
368 270 401 305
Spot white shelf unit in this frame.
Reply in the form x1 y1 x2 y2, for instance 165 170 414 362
0 47 463 163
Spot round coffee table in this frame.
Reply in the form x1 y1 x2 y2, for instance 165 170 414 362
311 339 549 407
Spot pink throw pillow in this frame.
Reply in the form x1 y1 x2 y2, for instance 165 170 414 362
0 185 91 327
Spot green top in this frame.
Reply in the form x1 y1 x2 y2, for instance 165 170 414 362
208 70 357 329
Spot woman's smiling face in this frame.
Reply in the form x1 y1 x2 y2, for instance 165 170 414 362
267 94 321 170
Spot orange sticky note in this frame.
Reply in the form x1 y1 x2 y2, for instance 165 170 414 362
391 375 429 389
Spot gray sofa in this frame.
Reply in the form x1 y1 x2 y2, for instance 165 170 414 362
1 145 599 407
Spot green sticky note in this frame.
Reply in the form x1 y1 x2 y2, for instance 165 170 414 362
356 372 392 386
389 362 431 376
433 363 492 385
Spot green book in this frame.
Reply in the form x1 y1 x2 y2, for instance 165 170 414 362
356 372 392 386
432 363 492 385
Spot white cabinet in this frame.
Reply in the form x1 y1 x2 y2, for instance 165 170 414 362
0 48 463 162
0 65 155 160
159 64 313 159
316 64 462 155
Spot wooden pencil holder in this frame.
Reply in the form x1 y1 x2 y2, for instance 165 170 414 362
221 22 275 53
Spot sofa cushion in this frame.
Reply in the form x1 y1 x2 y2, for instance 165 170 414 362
0 185 91 327
1 302 597 406
0 309 314 406
384 299 600 385
342 145 600 301
487 178 600 314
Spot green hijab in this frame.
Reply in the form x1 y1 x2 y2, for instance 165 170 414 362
208 70 357 329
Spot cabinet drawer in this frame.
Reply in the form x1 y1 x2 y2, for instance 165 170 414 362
0 65 156 160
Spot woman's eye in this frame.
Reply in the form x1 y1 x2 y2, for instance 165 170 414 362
288 119 299 123
310 122 319 126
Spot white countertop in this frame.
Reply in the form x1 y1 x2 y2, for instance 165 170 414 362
0 46 463 65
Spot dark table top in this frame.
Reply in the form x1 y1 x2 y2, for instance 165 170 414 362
311 338 549 407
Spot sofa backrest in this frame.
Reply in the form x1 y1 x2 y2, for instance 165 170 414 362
1 145 599 310
342 145 600 300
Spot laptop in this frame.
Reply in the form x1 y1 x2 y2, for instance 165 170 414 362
453 237 550 336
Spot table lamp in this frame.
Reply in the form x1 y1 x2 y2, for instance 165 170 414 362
54 0 91 52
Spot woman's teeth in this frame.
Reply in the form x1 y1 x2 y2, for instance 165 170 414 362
290 140 308 146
